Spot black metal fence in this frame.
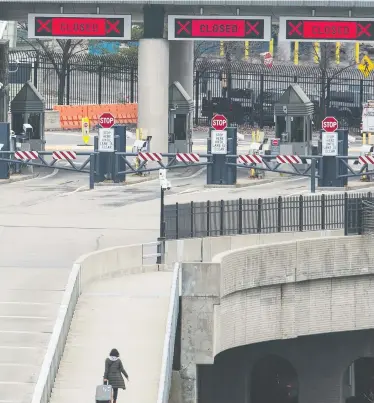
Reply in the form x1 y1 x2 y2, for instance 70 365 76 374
164 193 371 240
8 50 374 132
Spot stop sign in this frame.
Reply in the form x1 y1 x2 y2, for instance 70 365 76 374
99 112 115 129
211 114 228 131
322 116 338 132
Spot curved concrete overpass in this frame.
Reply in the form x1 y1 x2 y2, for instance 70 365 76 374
179 233 374 402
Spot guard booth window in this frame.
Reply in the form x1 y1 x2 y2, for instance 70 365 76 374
291 117 304 142
174 114 187 141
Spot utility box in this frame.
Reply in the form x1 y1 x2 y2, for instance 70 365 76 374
168 81 193 154
274 84 314 156
10 81 45 151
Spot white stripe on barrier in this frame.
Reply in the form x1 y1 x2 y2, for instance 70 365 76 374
138 152 162 162
52 151 77 160
238 154 263 165
14 151 39 160
176 153 200 163
276 155 302 164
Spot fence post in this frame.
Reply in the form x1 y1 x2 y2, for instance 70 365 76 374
220 200 224 236
344 192 348 236
277 196 282 232
66 63 71 105
89 153 95 190
207 200 210 237
299 195 304 232
357 197 363 236
257 198 262 233
175 203 179 240
98 64 103 105
238 198 243 234
33 54 39 88
293 75 297 83
321 194 325 230
194 70 200 126
190 201 194 238
130 67 135 103
259 74 264 128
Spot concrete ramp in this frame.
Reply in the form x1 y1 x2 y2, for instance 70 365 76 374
49 271 173 403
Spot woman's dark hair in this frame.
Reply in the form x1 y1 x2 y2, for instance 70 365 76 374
109 348 120 357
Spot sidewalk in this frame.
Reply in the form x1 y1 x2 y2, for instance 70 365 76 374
49 271 172 403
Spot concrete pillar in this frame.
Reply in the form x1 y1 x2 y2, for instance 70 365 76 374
138 39 169 153
169 41 194 99
277 41 291 62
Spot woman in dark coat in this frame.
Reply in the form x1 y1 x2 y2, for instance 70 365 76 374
103 348 129 403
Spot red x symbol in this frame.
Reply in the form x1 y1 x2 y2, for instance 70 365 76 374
37 19 51 33
288 21 302 36
246 21 259 36
106 20 120 34
177 20 190 35
358 23 371 37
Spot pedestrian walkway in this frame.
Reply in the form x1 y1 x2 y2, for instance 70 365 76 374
49 270 173 403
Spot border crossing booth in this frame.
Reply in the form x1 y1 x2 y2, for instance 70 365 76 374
168 81 193 153
10 81 46 151
274 84 314 156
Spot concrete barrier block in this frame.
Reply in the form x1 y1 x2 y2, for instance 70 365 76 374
182 263 220 296
202 236 231 261
45 110 61 130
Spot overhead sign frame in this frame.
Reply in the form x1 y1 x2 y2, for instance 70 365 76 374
279 16 374 42
168 15 272 41
27 13 132 40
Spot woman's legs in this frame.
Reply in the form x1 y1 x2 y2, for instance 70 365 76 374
112 388 118 403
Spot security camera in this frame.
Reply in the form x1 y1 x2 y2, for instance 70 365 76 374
0 82 3 90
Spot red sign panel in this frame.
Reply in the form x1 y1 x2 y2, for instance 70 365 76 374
28 14 131 39
169 16 271 41
99 113 115 129
282 18 374 41
212 114 228 131
322 116 338 132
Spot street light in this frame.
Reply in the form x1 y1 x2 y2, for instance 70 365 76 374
157 169 172 264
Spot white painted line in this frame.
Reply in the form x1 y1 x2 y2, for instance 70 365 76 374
37 169 59 180
285 189 309 197
57 184 87 197
0 346 42 349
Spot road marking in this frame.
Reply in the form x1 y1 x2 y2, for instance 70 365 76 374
58 184 87 197
285 189 309 196
35 169 59 180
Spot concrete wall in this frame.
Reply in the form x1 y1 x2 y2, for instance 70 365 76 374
165 229 344 265
179 234 374 403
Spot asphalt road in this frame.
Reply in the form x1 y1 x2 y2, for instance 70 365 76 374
0 130 369 403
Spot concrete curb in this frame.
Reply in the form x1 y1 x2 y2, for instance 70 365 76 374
318 183 374 191
94 175 156 186
0 173 39 185
204 177 286 189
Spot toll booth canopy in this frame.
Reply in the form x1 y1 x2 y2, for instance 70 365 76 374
168 81 193 153
274 83 314 155
10 80 45 150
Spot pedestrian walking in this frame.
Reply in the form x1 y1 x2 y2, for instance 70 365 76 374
103 348 129 403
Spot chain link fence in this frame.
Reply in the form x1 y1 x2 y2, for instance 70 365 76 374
8 50 374 132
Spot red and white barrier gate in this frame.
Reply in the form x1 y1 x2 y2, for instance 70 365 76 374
138 152 162 162
276 155 302 164
238 154 263 165
14 151 39 160
52 151 77 160
176 153 200 163
359 155 374 165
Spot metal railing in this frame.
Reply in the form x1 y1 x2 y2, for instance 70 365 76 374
163 193 371 240
156 263 180 403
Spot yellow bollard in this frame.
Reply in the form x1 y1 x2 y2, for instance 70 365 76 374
81 117 90 145
369 133 372 145
252 131 256 143
294 41 299 66
256 129 260 142
355 42 360 64
244 41 250 60
363 133 367 145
